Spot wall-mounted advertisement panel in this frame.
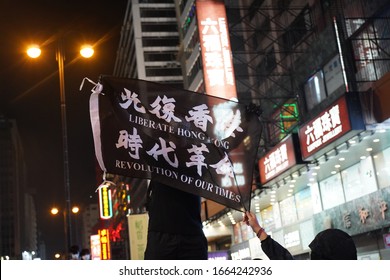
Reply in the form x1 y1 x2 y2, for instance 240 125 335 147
310 182 323 214
279 196 298 226
323 55 345 96
304 70 327 111
373 146 390 189
319 173 345 210
342 156 378 201
295 187 314 220
261 203 282 232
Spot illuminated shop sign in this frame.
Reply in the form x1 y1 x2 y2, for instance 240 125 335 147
98 229 111 260
208 251 229 260
98 184 113 220
298 95 364 160
90 234 101 260
196 0 237 100
259 134 301 185
230 240 251 260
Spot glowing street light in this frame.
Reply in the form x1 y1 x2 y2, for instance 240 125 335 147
27 38 94 253
50 205 81 254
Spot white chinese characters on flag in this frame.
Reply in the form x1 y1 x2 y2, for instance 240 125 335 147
89 77 261 211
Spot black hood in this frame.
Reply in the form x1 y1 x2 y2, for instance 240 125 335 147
309 229 357 260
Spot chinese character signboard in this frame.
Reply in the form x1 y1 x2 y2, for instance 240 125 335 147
98 229 111 260
298 94 364 160
89 77 261 211
312 187 390 236
258 134 304 185
90 234 101 260
128 214 149 260
196 0 237 100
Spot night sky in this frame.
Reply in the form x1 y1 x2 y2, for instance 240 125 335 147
0 0 128 258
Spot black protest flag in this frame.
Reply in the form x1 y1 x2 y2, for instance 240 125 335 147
89 76 261 211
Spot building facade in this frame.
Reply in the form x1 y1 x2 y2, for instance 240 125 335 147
0 117 38 259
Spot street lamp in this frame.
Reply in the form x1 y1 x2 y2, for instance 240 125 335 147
50 205 81 256
28 40 94 253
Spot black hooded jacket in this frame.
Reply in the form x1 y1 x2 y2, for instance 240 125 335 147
261 236 294 260
260 228 357 260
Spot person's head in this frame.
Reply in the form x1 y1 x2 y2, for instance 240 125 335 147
309 229 357 260
80 248 91 260
69 245 80 260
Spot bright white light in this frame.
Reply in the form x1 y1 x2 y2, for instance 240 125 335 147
27 45 41 58
80 45 94 58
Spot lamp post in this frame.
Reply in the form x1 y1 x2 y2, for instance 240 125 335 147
50 206 80 258
56 40 73 254
28 39 94 253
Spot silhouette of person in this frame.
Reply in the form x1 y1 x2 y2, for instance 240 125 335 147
144 180 208 260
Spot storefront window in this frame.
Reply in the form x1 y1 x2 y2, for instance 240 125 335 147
342 156 378 201
280 196 298 226
295 188 314 220
373 146 390 189
319 173 345 210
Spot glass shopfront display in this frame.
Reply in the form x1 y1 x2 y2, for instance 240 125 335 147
342 156 378 201
279 196 298 226
261 204 282 233
373 146 390 189
319 173 345 210
295 188 314 220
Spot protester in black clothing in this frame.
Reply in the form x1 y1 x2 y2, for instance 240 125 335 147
243 211 357 260
144 180 208 260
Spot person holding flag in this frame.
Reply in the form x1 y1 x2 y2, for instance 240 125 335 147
143 180 208 260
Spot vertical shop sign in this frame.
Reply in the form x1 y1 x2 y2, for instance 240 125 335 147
196 0 237 100
90 234 101 260
98 229 111 260
128 214 149 260
98 184 113 220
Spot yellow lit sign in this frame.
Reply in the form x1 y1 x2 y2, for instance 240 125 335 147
98 229 111 260
98 185 113 219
